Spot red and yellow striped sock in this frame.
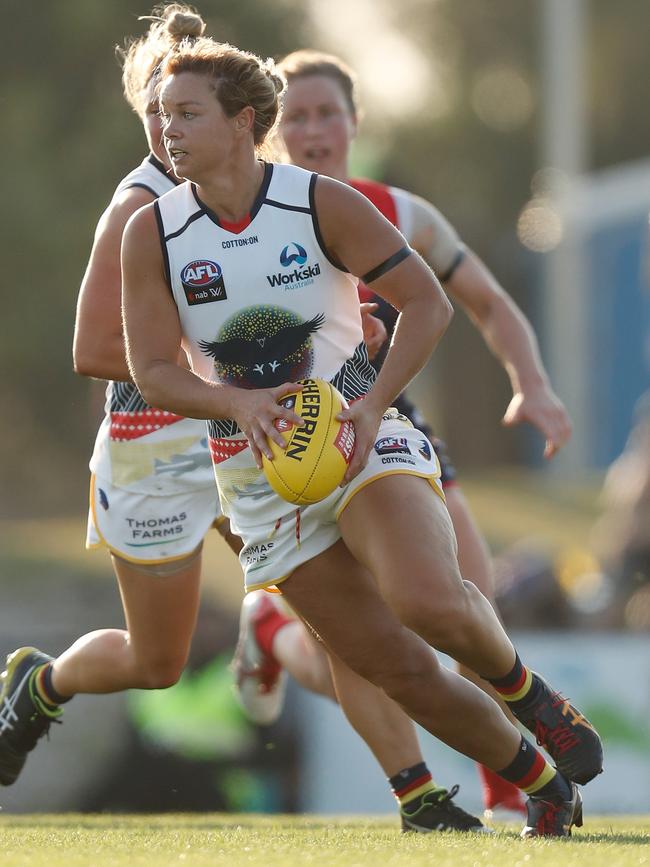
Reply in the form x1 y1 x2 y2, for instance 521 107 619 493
488 652 538 708
389 762 437 810
32 663 70 709
497 736 571 801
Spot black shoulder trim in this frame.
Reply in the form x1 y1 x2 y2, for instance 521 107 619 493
153 201 172 293
263 198 311 214
361 245 412 284
164 208 204 242
438 246 466 283
255 162 274 214
123 182 159 198
148 153 180 186
308 173 348 273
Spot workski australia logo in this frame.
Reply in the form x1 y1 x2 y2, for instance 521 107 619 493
280 242 307 267
267 242 320 290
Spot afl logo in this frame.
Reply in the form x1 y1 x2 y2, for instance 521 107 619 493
180 260 227 306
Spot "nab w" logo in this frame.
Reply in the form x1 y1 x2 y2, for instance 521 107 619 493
180 259 227 306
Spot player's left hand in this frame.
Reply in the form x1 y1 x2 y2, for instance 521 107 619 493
502 385 572 459
360 302 388 360
337 396 384 483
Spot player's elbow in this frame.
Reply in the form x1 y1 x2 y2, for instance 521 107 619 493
72 341 102 378
436 290 454 333
131 361 167 409
132 372 158 407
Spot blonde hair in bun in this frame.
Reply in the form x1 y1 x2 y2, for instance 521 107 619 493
119 4 207 117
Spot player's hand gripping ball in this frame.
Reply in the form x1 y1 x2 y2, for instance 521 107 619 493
262 378 356 505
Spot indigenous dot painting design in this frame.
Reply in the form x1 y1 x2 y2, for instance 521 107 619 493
199 304 324 389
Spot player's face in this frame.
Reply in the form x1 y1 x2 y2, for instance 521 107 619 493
159 72 239 181
141 78 171 169
280 75 356 181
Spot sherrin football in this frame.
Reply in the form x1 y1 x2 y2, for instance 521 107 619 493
262 378 356 505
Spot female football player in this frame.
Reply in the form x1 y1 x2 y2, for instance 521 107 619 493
120 35 600 836
0 6 483 834
233 49 573 821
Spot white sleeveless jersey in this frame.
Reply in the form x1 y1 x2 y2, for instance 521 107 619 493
89 155 216 496
155 162 376 510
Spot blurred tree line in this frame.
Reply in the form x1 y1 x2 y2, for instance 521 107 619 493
2 0 649 517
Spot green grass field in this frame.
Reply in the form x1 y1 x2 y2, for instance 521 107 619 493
1 814 648 867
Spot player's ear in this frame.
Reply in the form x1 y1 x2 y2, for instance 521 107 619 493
234 106 255 134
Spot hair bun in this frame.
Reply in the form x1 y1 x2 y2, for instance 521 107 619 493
165 10 206 39
270 72 286 95
258 58 285 95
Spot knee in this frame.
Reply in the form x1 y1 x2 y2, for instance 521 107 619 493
393 580 477 650
353 639 438 704
134 657 186 690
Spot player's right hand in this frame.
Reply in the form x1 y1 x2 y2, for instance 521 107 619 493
231 383 305 468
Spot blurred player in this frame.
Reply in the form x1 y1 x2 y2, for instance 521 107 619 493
232 49 574 821
0 1 229 789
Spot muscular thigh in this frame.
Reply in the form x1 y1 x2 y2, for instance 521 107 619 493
280 539 416 676
338 474 464 610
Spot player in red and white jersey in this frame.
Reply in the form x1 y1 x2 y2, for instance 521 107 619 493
231 50 575 822
119 37 599 837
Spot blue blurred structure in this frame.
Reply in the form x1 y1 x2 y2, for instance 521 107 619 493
588 214 650 466
540 160 650 473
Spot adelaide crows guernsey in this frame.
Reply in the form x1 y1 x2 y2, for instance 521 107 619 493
89 155 216 496
155 162 376 513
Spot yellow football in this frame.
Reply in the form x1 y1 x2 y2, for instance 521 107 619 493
262 378 356 505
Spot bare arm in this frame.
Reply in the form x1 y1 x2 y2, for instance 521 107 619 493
315 177 453 478
444 250 572 459
403 189 572 459
121 205 304 466
73 187 156 381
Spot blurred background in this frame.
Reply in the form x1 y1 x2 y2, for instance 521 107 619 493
1 0 648 817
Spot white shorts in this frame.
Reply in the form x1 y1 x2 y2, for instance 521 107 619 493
235 410 444 592
87 473 223 564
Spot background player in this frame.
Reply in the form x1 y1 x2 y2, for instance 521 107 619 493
0 2 231 788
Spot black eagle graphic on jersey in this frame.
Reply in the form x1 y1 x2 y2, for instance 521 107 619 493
198 312 324 388
199 313 324 364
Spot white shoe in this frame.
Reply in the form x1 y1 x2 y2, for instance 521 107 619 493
231 591 288 725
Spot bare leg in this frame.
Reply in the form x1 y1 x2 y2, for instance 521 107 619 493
273 621 336 700
280 485 522 786
327 651 423 776
445 486 518 721
339 477 516 677
280 534 522 772
50 551 202 695
444 485 524 811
